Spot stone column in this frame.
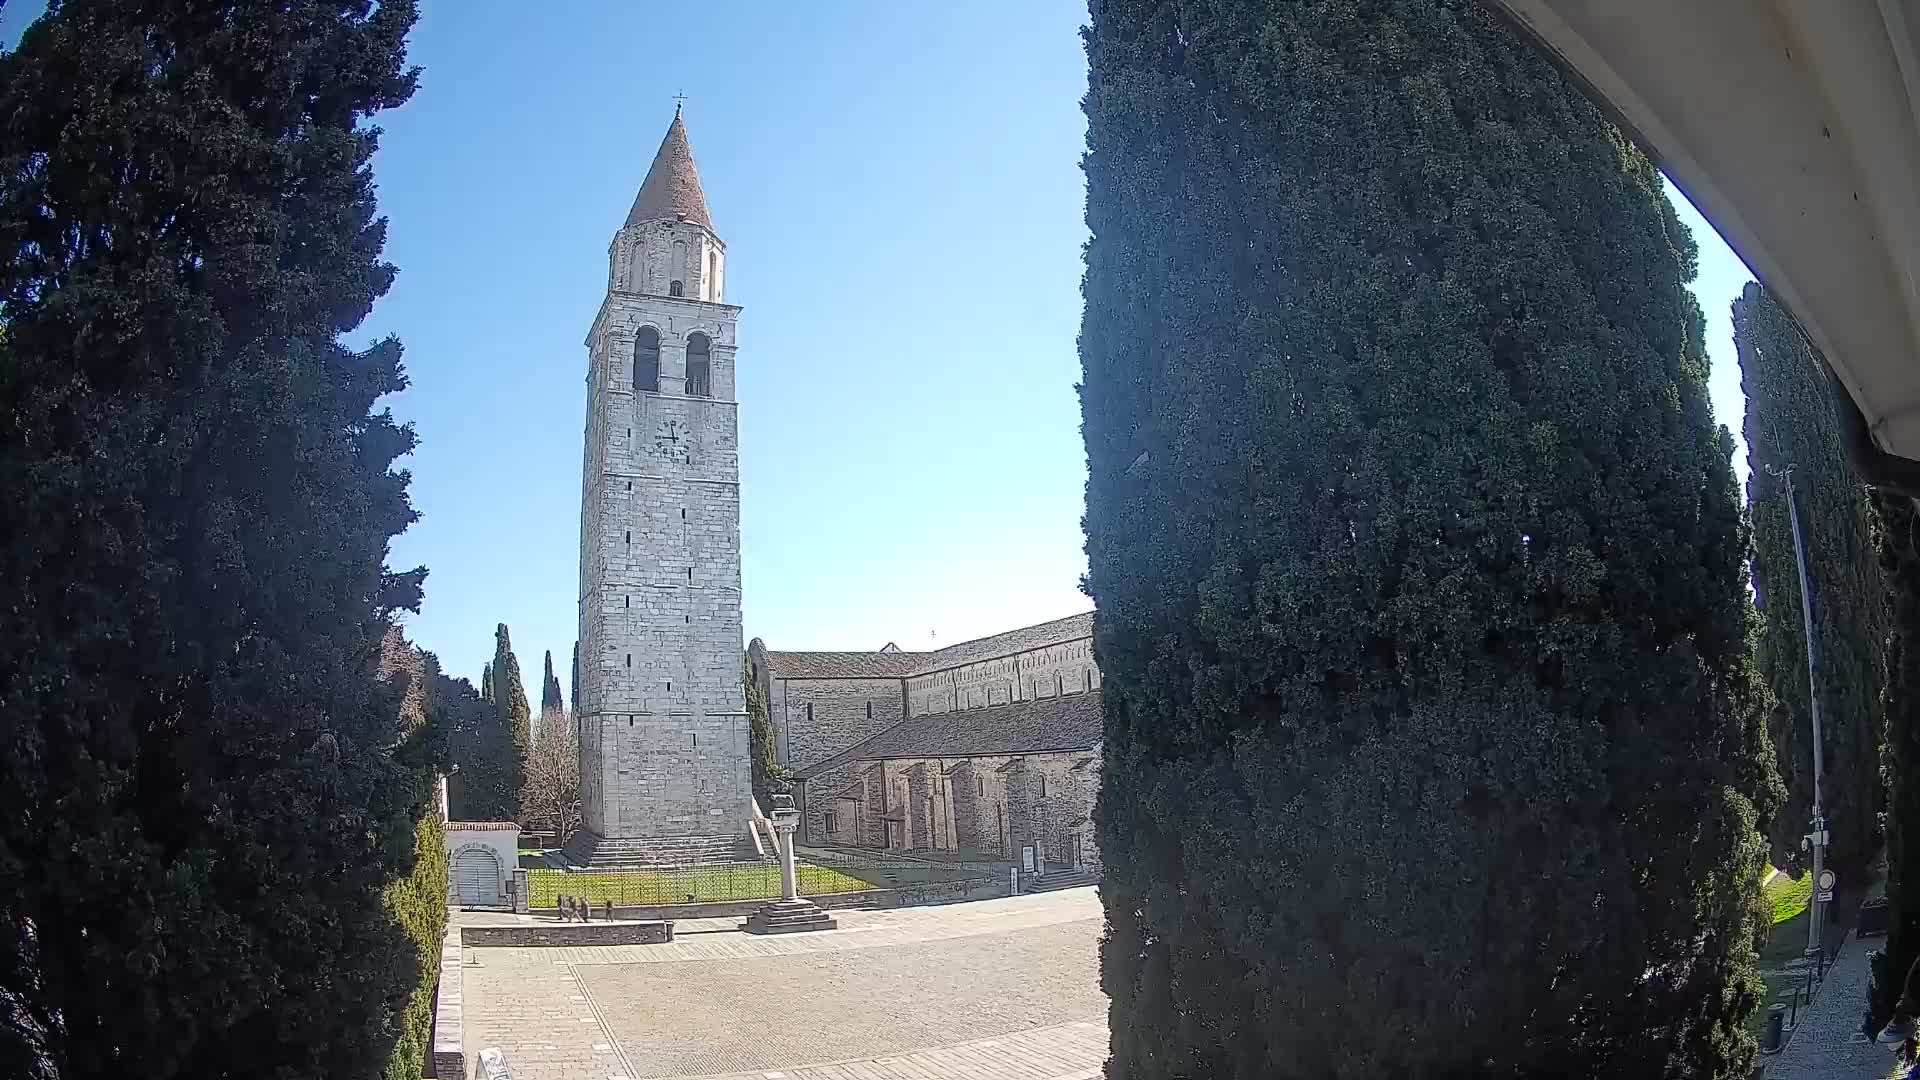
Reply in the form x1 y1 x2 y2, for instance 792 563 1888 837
775 808 799 901
742 794 836 935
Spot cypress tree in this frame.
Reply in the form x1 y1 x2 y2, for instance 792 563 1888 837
1079 1 1770 1075
0 2 431 1077
480 661 494 705
444 667 513 821
571 640 581 715
745 655 782 806
541 648 565 720
1735 283 1889 877
491 623 531 801
1873 492 1920 1028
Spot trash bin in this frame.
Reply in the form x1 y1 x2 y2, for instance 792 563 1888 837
1761 1003 1787 1055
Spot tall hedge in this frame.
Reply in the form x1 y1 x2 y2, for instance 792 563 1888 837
1736 283 1889 877
1874 492 1920 1028
381 808 447 1080
374 637 450 1080
1079 1 1772 1075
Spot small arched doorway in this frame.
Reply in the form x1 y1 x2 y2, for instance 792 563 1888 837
454 847 501 907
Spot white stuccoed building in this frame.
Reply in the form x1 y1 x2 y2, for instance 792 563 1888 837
565 109 754 868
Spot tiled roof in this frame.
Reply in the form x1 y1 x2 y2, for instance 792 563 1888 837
796 692 1102 778
625 110 712 230
762 610 1096 682
447 821 519 831
761 650 926 679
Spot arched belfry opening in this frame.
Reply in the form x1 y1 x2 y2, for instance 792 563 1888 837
686 332 712 398
635 326 660 393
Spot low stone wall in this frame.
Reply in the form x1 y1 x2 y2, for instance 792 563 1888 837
460 920 674 947
431 937 465 1079
584 888 880 922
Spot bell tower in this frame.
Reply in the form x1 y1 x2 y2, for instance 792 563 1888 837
569 108 751 866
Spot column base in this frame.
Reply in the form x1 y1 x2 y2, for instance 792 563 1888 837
741 898 838 935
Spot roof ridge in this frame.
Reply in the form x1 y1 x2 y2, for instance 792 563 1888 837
921 610 1093 659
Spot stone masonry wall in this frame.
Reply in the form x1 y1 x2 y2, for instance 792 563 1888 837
612 218 724 305
807 750 1098 866
578 238 748 841
770 675 906 772
950 757 1012 855
906 637 1101 717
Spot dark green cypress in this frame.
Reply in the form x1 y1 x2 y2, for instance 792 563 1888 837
0 1 430 1076
1873 492 1920 1028
1079 1 1770 1075
1736 283 1889 878
540 648 564 721
480 661 494 705
445 667 513 821
491 623 531 804
745 655 781 806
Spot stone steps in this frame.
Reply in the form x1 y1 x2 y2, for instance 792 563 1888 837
564 831 768 869
742 898 839 935
1026 868 1101 893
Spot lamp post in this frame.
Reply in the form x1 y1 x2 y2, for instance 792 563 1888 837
1769 464 1831 965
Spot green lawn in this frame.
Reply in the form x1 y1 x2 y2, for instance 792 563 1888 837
1759 872 1815 967
1766 871 1814 926
528 863 877 907
1750 873 1816 1040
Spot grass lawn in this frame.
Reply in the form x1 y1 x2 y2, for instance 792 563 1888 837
1760 872 1814 967
1750 872 1816 1039
528 863 878 907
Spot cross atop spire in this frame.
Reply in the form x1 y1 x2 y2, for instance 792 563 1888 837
624 110 712 231
672 90 688 116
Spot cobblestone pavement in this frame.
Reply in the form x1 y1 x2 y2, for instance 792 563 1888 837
461 889 1108 1080
1763 930 1900 1080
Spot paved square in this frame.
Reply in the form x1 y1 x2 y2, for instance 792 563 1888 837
461 889 1109 1080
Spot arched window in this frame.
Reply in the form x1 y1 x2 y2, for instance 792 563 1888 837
669 280 684 297
686 332 712 397
707 251 719 300
634 326 660 393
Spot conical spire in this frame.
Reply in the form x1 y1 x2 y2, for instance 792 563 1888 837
625 108 712 230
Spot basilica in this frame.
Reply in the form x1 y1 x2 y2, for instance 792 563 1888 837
569 109 1101 874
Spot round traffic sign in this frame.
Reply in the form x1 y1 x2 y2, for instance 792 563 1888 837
1818 869 1837 892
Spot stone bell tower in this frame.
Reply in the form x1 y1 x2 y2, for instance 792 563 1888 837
568 108 751 867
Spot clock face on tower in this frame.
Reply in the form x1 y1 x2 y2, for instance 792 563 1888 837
650 418 692 465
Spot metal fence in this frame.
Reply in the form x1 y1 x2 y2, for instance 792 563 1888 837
527 858 996 909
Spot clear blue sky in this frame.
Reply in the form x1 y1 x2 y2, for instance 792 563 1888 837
0 3 1756 693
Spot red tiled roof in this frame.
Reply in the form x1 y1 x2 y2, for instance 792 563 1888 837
625 111 712 231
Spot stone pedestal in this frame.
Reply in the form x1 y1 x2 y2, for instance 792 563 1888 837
743 897 837 935
743 799 838 935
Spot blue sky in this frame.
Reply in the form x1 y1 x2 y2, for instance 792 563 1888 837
1 3 1756 693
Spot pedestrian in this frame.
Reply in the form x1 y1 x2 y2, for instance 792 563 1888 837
1878 952 1920 1057
605 898 614 922
558 894 573 921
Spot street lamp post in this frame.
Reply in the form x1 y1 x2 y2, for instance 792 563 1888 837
1771 464 1831 966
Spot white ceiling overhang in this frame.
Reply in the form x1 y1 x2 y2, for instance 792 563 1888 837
1485 0 1920 490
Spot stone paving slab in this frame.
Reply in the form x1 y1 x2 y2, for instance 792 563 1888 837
1763 931 1901 1080
462 889 1108 1080
663 1021 1107 1080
